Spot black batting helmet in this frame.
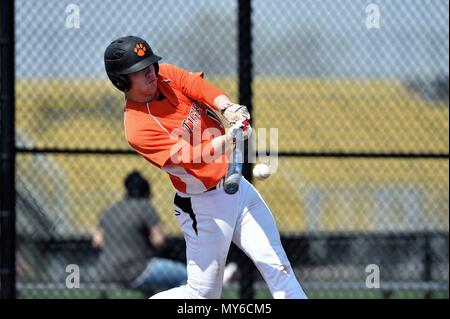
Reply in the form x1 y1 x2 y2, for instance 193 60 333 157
104 36 162 92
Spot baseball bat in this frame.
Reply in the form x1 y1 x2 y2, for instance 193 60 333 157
224 129 243 194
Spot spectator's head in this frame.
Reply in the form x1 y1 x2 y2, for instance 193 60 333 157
124 171 151 199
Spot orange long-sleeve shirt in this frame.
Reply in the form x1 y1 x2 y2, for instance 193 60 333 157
124 64 229 194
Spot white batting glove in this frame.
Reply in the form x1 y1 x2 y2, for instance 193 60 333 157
220 103 251 125
226 117 252 141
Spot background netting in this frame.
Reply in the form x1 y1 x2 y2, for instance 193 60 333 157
7 0 449 298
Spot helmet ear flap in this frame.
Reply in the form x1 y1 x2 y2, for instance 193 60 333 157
108 74 131 92
107 63 157 93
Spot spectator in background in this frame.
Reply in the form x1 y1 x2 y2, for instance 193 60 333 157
92 171 187 291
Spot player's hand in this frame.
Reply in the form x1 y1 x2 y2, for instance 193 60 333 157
226 117 252 141
220 103 251 125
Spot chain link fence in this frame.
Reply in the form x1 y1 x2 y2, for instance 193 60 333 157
251 0 449 298
4 0 449 298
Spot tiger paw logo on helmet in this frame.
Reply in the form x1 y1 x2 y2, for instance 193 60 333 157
134 43 146 57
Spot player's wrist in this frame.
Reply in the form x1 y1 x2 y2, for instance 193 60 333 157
213 95 232 112
220 103 233 115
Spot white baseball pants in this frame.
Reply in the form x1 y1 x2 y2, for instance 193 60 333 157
150 177 307 299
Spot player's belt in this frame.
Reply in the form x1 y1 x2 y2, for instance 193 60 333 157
205 177 225 192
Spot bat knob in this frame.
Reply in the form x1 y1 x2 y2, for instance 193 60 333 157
224 173 241 194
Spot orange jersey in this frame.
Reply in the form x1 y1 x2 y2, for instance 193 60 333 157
124 64 229 194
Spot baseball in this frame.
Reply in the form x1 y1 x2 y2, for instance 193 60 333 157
253 163 271 181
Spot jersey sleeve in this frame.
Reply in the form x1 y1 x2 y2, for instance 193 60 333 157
159 64 226 107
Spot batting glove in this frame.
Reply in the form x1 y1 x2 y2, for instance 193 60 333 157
220 103 251 125
226 116 252 141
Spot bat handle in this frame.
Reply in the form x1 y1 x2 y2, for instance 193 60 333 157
234 129 243 142
224 129 244 195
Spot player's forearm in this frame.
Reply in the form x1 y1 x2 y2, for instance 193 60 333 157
173 133 234 165
213 95 233 112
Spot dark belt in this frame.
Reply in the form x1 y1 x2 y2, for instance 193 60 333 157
205 177 224 192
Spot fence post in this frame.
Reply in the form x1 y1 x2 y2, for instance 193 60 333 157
238 0 255 299
0 0 17 299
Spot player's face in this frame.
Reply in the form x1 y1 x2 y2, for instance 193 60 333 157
128 64 158 97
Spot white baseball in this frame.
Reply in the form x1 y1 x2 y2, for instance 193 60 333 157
253 163 271 181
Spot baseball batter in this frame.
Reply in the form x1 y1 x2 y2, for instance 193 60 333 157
104 36 307 299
